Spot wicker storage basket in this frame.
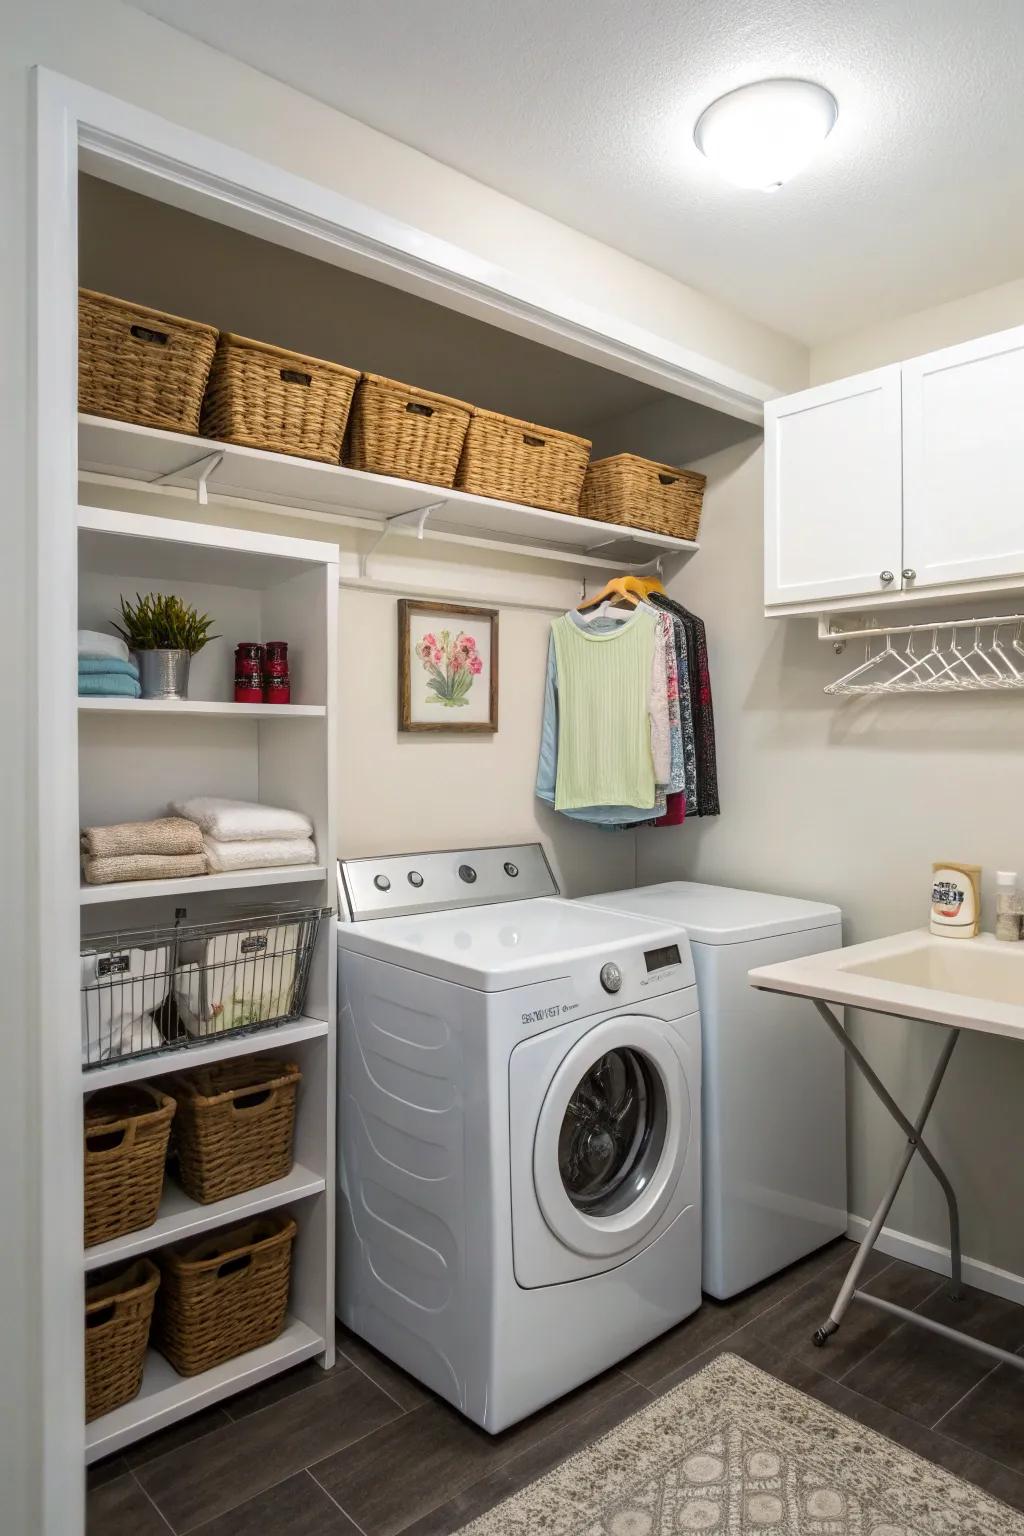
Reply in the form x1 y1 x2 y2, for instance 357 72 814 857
580 453 707 541
84 1084 176 1249
168 1059 300 1205
85 1258 160 1421
79 290 218 435
345 373 473 486
154 1214 296 1376
200 333 359 462
455 409 591 515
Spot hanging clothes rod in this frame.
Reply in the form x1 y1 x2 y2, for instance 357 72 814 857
338 574 571 615
819 611 1024 642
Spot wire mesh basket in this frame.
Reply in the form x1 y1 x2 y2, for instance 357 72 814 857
80 906 329 1071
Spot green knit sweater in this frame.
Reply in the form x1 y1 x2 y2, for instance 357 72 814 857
550 608 656 810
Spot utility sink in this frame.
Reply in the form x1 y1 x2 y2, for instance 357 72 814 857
749 929 1024 1041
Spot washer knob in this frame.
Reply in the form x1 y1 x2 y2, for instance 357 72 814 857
408 871 424 888
458 864 477 884
504 861 519 878
373 874 391 892
600 962 623 994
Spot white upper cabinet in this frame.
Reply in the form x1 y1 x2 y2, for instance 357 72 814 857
764 366 904 607
766 324 1024 611
902 326 1024 591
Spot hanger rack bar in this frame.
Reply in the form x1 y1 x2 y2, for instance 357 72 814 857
819 612 1024 642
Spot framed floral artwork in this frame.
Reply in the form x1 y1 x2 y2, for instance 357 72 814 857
398 600 499 732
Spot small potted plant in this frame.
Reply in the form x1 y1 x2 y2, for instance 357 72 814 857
114 593 219 700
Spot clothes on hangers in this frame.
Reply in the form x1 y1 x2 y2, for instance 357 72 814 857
537 584 718 829
649 593 719 816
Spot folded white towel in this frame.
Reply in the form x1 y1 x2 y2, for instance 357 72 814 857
172 796 314 842
202 835 317 872
78 628 130 664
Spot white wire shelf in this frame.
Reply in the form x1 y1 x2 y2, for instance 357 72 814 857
78 414 699 573
825 614 1024 696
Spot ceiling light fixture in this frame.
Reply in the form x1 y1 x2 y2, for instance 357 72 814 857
694 78 838 191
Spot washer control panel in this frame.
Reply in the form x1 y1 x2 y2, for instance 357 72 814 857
340 843 558 921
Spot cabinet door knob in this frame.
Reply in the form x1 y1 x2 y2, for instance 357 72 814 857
902 568 917 581
879 570 895 584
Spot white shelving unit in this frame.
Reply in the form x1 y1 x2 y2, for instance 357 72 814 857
86 1319 325 1461
81 1016 330 1091
84 1163 326 1271
79 697 326 718
78 505 338 1460
80 864 329 906
79 414 700 571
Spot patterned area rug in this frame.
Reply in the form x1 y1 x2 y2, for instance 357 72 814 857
461 1355 1023 1535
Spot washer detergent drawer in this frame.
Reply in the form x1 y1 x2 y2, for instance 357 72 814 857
509 1006 701 1288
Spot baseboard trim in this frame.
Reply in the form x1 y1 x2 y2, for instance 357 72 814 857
846 1216 1024 1307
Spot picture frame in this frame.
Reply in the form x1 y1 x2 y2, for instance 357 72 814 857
398 600 499 732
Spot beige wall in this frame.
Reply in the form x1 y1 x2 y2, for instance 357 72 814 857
637 436 1024 1278
811 274 1024 382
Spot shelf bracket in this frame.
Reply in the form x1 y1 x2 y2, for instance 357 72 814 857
358 501 448 578
149 451 224 506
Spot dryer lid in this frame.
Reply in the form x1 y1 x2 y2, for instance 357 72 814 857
582 882 841 945
336 897 692 990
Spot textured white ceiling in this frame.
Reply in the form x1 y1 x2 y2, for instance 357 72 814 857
125 0 1024 345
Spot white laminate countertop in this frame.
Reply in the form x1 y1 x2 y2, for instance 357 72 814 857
749 928 1024 1042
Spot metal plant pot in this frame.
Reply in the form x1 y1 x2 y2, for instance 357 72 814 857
138 648 191 700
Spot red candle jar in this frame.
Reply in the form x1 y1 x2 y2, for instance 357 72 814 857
263 640 291 705
234 642 264 703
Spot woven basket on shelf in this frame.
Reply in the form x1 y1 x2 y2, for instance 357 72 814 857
455 410 591 515
167 1059 300 1205
200 333 359 462
85 1258 160 1422
79 290 218 435
345 373 472 486
580 453 707 541
153 1214 296 1376
84 1084 176 1249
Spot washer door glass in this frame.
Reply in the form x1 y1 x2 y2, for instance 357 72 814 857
558 1048 665 1216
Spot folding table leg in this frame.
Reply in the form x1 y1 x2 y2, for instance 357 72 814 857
808 1001 962 1346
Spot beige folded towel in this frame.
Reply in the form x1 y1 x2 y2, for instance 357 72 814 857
82 852 208 885
80 817 204 859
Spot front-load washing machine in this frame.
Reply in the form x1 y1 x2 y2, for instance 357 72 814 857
335 844 701 1431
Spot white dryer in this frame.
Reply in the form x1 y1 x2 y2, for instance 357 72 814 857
580 882 846 1298
336 844 701 1432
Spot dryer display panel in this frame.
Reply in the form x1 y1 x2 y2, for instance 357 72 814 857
644 944 682 973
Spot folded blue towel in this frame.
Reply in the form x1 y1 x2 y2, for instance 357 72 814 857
78 672 142 699
77 656 140 679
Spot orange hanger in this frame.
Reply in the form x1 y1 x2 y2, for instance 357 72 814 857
577 574 665 611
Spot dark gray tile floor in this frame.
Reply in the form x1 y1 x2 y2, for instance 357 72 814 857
87 1238 1024 1535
